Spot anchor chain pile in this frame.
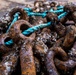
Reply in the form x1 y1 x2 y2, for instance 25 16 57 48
0 1 76 75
